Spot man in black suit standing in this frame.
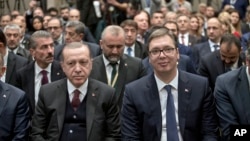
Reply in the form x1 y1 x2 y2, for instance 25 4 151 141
0 29 28 86
16 31 65 114
90 25 147 107
198 33 245 91
31 42 120 141
54 21 101 61
0 53 30 141
120 19 147 59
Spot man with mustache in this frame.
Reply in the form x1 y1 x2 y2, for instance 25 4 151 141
198 33 245 91
16 30 65 115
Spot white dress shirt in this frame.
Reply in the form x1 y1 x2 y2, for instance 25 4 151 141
208 40 220 52
124 44 135 57
155 70 183 141
0 51 8 82
34 63 52 104
102 55 120 86
178 33 189 46
67 78 88 102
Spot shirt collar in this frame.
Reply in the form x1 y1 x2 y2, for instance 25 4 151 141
35 62 52 75
154 70 179 92
208 39 220 47
102 54 120 67
67 78 88 95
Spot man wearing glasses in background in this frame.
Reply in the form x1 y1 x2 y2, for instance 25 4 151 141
121 27 219 141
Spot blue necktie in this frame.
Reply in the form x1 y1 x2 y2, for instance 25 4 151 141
213 44 219 51
127 47 132 56
165 85 179 141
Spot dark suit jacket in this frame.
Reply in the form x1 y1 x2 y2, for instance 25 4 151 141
90 55 147 106
222 0 249 19
192 41 212 70
214 66 250 141
121 71 218 141
198 50 245 91
6 52 28 86
142 55 197 74
54 42 101 61
134 41 147 59
241 32 250 52
15 61 65 114
0 81 30 141
30 78 120 141
16 47 33 61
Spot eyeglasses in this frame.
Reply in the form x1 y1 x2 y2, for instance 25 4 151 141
47 26 61 31
149 48 176 56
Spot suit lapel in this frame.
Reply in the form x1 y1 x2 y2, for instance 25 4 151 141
6 53 15 83
94 56 108 83
147 74 162 139
86 79 99 140
178 71 192 136
0 82 10 116
115 56 128 103
51 61 64 81
134 42 141 58
237 67 250 122
215 51 225 74
55 79 67 135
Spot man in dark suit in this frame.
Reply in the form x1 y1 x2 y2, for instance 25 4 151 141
192 17 223 70
30 42 120 141
214 48 250 140
0 53 30 141
198 33 244 91
90 25 147 107
47 17 64 46
121 27 218 141
120 19 147 59
54 21 101 61
3 23 32 60
16 31 65 114
0 29 28 86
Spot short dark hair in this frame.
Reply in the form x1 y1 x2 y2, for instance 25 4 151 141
120 19 138 30
220 33 241 51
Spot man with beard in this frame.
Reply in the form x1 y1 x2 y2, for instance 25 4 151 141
90 25 147 107
59 5 70 26
16 31 65 115
198 33 245 91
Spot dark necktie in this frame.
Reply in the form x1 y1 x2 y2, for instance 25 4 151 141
181 35 185 46
54 41 59 46
71 89 81 111
213 44 219 51
40 70 48 85
127 47 132 56
165 85 179 141
110 63 117 85
225 67 232 72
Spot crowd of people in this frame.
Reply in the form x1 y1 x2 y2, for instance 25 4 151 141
0 0 250 140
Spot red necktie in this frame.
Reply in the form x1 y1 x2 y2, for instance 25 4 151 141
41 70 48 85
71 89 81 111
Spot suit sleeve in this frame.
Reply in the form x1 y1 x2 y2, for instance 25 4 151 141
121 86 141 141
13 92 30 141
30 87 48 141
104 88 121 141
201 78 219 141
214 76 238 141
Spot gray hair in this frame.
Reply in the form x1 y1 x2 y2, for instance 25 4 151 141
3 24 22 34
101 25 125 40
29 30 52 49
65 20 85 35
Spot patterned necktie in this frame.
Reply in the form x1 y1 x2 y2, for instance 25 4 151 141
71 89 81 111
165 85 179 141
40 70 48 85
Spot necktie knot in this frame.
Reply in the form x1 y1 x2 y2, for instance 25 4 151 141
40 70 48 85
127 47 132 56
165 85 172 94
72 89 81 111
213 44 219 50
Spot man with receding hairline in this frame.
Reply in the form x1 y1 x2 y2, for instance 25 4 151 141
30 42 120 141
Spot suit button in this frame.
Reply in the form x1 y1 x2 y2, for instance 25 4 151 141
73 115 77 119
69 130 73 133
